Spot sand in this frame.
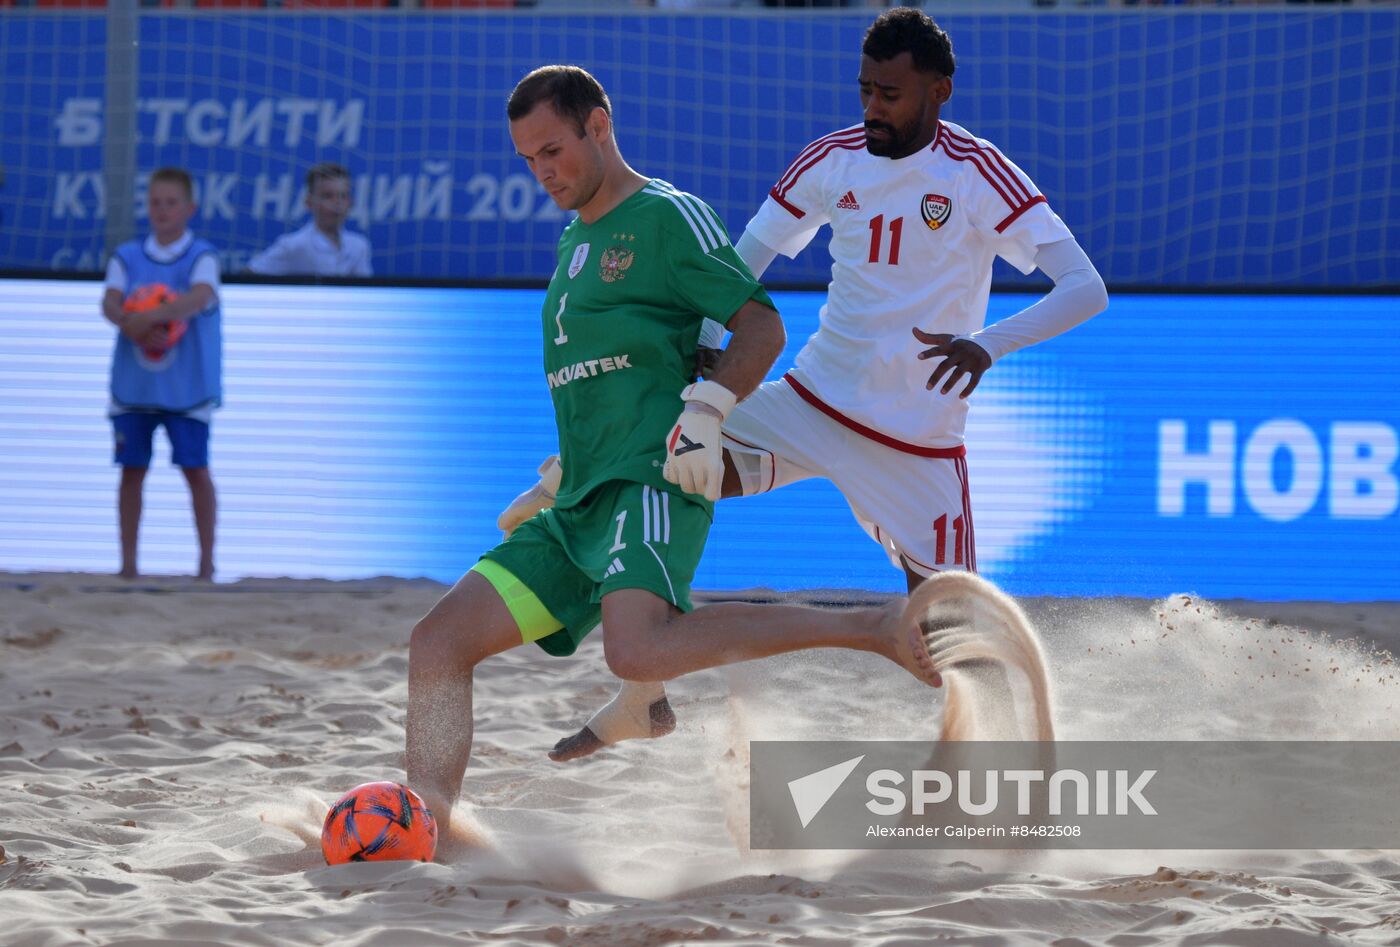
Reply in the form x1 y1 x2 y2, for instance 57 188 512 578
3 572 1400 946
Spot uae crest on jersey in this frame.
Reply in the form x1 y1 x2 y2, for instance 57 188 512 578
599 246 635 283
568 242 590 279
921 193 952 231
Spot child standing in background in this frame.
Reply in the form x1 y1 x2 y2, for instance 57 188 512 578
100 167 223 581
248 162 373 277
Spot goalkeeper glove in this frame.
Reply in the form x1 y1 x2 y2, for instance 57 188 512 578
662 380 737 502
497 454 563 537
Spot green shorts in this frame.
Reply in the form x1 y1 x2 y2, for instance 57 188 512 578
478 479 712 657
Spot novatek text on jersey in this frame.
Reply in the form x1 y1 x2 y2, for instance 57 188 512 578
546 354 633 390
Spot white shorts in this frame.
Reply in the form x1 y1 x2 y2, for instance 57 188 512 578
723 378 975 578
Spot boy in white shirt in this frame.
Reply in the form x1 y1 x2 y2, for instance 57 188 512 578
248 163 372 277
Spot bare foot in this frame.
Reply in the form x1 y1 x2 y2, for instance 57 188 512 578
874 590 947 688
882 573 1057 741
118 567 138 580
549 697 676 762
548 727 604 762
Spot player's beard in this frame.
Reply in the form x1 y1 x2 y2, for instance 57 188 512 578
556 159 606 213
864 118 924 159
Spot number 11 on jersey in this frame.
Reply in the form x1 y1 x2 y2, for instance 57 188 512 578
867 215 903 265
932 512 965 566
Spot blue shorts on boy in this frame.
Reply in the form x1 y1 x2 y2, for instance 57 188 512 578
112 412 210 468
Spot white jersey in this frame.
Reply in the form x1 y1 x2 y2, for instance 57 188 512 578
745 120 1073 452
248 222 373 277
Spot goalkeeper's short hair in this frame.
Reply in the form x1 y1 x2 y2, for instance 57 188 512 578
507 65 612 138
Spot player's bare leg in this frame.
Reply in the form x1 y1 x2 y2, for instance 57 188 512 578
547 541 970 765
181 466 216 581
405 570 525 847
551 596 888 762
117 466 147 579
554 568 1052 760
598 587 942 688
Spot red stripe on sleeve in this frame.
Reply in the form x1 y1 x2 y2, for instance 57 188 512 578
938 137 1022 209
778 127 858 188
940 128 1033 205
773 137 866 203
971 139 1035 206
768 187 807 220
774 126 864 193
993 195 1048 233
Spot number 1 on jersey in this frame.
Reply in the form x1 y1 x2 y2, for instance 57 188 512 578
867 215 903 266
553 293 569 345
609 510 627 553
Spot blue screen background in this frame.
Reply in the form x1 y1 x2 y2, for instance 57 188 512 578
2 280 1394 601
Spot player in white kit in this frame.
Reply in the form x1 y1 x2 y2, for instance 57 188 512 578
505 8 1108 759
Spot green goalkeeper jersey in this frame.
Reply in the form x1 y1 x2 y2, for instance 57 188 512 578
542 179 773 513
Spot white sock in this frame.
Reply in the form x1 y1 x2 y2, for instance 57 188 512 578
585 681 667 745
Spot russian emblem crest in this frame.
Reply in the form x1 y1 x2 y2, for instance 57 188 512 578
921 193 952 231
598 246 635 283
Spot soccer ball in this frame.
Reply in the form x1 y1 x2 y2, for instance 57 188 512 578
123 282 177 313
320 781 438 865
122 282 187 359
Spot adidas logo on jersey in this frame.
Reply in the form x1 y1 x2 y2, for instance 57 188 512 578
836 190 861 210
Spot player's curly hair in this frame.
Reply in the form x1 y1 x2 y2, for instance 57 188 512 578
863 7 956 78
507 65 613 138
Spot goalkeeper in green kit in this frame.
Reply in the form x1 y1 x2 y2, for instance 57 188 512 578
405 65 971 843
